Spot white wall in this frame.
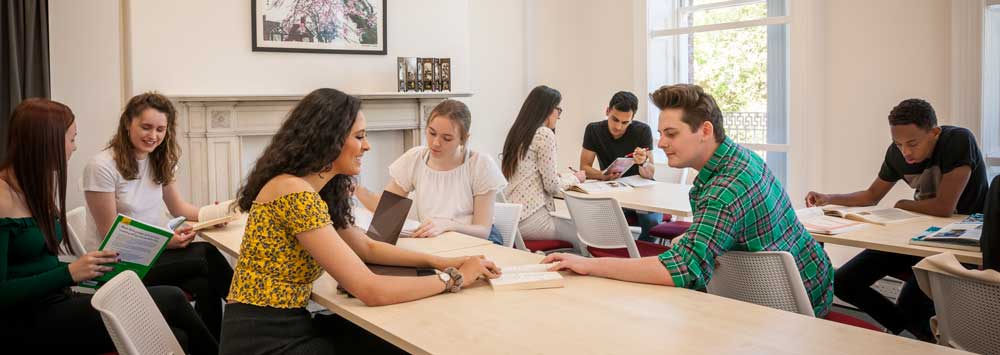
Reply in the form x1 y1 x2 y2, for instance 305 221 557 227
50 0 125 210
51 0 527 208
820 0 952 204
126 0 471 96
527 0 640 172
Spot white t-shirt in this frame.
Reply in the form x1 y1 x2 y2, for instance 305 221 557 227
80 149 168 252
388 146 507 225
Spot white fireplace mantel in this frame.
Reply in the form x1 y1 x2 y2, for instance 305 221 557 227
172 92 472 205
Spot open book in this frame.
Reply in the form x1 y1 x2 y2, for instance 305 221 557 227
795 207 868 235
820 205 924 226
565 180 632 194
617 175 657 188
80 214 173 289
909 214 984 252
193 200 241 231
489 263 565 291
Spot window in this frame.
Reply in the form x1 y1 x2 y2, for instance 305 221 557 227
984 2 1000 179
647 0 790 183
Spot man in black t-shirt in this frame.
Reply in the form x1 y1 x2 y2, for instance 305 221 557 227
805 98 989 342
580 91 661 242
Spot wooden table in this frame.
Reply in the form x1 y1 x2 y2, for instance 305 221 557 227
202 215 492 256
201 225 967 355
812 215 983 265
563 181 693 217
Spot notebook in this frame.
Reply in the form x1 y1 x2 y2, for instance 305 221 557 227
909 214 984 251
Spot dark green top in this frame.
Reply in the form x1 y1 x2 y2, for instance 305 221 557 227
0 217 73 309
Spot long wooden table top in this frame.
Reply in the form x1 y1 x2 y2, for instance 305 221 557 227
200 222 965 355
310 244 965 355
563 181 693 217
812 215 983 265
200 215 493 256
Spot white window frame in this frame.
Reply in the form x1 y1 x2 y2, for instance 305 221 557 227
645 0 792 180
985 1 1000 178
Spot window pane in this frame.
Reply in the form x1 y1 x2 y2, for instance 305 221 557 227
687 2 767 27
648 23 788 181
652 0 786 31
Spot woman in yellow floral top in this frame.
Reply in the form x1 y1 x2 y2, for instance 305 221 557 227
219 88 501 355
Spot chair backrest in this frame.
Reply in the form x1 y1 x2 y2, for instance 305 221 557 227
563 193 641 258
706 251 815 317
91 270 185 355
493 203 522 248
63 206 89 257
913 267 1000 353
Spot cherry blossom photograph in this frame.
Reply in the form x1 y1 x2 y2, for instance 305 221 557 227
252 0 386 54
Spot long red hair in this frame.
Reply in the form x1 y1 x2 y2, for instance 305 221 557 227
1 98 76 255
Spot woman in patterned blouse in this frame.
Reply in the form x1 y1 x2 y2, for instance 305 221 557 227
219 88 501 355
500 86 585 241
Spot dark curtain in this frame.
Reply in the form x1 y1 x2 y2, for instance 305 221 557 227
1 0 50 161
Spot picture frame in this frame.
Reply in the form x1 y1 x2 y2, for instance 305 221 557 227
251 0 387 55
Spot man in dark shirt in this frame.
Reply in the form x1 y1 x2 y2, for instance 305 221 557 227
580 91 661 242
805 98 989 341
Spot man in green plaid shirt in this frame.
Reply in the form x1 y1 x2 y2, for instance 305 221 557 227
544 84 834 317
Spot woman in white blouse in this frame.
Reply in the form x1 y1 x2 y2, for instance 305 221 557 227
356 99 507 244
500 86 585 240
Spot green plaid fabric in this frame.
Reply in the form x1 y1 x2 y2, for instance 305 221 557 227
658 138 834 316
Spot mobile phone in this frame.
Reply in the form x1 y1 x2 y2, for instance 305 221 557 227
167 216 187 231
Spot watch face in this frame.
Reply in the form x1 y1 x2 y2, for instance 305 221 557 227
439 273 451 282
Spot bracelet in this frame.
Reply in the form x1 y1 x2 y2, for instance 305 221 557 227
445 267 464 293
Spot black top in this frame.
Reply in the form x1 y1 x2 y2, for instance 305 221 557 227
582 120 653 177
982 175 999 272
877 125 989 214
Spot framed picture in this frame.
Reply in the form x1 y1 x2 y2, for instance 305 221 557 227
252 0 387 55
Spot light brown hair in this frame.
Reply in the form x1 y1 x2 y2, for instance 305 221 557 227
107 92 180 185
427 99 472 144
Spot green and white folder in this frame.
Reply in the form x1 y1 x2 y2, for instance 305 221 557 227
79 214 173 289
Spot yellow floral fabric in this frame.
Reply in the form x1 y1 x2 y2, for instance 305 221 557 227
228 191 331 308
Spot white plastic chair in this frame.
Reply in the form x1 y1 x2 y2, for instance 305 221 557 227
562 193 644 258
706 251 815 317
91 270 185 355
58 207 89 262
913 266 1000 353
493 203 522 248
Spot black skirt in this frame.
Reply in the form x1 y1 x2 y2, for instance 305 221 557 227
220 303 406 355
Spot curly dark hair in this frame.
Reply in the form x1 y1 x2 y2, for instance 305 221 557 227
888 98 937 130
235 88 360 229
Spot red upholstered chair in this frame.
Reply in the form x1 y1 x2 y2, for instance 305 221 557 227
563 194 668 258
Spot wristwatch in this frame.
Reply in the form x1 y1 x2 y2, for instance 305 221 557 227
437 271 452 292
439 267 464 293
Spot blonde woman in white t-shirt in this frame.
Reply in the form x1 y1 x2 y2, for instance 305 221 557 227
81 92 232 340
355 100 507 244
500 86 585 241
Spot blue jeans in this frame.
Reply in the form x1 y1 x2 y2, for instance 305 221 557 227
623 209 661 243
487 225 504 245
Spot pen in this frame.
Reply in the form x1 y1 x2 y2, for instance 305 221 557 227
568 166 579 173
